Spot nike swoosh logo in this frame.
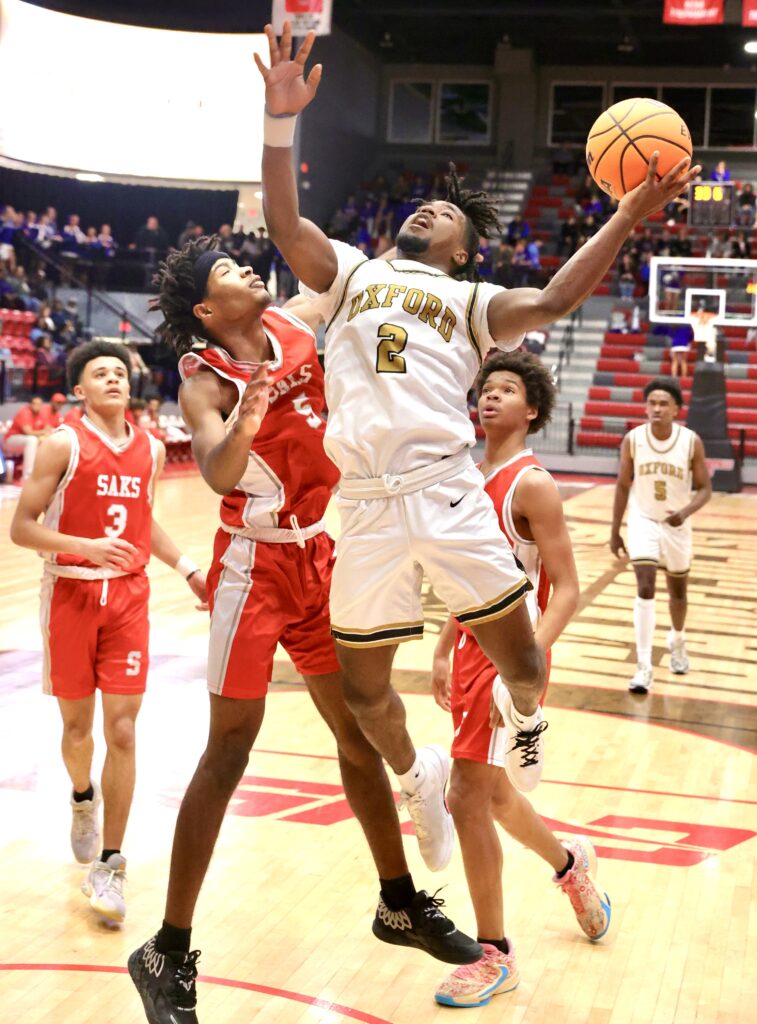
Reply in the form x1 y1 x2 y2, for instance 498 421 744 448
450 495 465 507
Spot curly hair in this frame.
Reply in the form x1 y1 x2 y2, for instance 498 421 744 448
474 349 556 435
643 377 683 407
149 235 221 356
67 340 131 390
441 163 501 282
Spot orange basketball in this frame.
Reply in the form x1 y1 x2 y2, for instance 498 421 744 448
585 98 692 201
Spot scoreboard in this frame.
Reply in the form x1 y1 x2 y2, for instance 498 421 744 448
688 182 736 228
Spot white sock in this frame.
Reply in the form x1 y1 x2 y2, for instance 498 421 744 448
396 753 424 794
669 628 685 644
634 596 655 667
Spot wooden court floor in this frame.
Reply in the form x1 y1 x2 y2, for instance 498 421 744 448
0 473 755 1024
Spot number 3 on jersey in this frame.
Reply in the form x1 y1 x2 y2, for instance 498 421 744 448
105 503 128 538
376 323 408 374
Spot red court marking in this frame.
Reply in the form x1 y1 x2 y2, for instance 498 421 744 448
0 965 393 1023
253 748 756 805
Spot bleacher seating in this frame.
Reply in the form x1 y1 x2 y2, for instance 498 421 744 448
574 324 757 457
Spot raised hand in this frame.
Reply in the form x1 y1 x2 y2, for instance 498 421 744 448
254 21 322 116
81 536 137 570
236 362 271 438
619 152 702 223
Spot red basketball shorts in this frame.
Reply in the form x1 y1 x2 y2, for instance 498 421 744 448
40 573 150 700
450 628 551 767
206 529 341 699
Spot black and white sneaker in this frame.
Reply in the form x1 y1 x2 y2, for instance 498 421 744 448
372 890 483 965
128 935 200 1023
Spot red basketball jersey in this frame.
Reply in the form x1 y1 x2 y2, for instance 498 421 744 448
179 306 339 532
43 416 161 578
482 449 551 627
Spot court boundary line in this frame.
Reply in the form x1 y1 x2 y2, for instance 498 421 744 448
0 964 394 1024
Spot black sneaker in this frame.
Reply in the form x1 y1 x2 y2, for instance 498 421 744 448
372 890 483 965
128 935 200 1023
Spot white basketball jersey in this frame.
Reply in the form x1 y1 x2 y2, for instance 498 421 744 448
628 423 695 522
301 240 523 478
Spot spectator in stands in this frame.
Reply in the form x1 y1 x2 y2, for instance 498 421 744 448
730 231 752 260
506 213 530 245
655 227 674 257
177 221 200 249
511 239 532 286
709 160 731 183
737 182 755 227
492 240 514 287
273 247 296 300
127 397 146 426
30 305 56 343
34 334 57 368
133 215 169 255
98 223 117 256
44 206 59 232
706 230 728 258
137 395 166 440
216 224 238 258
251 227 275 287
670 227 692 258
4 395 52 480
125 340 151 394
522 329 548 357
617 253 637 301
47 392 67 428
60 214 87 284
0 206 18 272
558 214 580 257
580 214 599 241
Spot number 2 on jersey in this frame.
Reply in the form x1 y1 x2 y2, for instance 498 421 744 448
376 323 408 374
105 503 128 538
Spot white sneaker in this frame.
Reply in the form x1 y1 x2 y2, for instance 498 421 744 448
70 783 101 864
399 745 454 872
628 664 653 694
493 678 547 793
82 853 126 922
667 631 689 674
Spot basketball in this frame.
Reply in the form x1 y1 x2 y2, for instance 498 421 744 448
585 97 692 201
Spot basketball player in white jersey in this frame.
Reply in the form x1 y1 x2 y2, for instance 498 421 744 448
430 351 609 1007
611 378 711 693
255 23 699 843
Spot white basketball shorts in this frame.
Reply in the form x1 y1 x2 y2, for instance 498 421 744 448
329 452 531 647
627 511 692 576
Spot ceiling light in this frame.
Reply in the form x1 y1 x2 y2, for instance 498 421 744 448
75 172 104 182
744 41 757 54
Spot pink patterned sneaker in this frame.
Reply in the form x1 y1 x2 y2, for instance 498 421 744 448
434 942 520 1007
554 837 611 940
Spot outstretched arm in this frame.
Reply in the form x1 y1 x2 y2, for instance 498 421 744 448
180 367 270 496
255 22 337 293
486 154 701 341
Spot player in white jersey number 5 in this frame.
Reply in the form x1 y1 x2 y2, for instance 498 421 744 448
255 23 700 838
611 378 711 693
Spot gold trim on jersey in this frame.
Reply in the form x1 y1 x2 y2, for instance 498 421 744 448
465 282 483 364
331 618 425 634
386 260 450 278
664 567 690 578
644 423 681 455
326 258 369 332
331 618 425 647
630 557 658 566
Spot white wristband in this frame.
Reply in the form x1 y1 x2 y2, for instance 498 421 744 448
264 109 298 148
175 554 200 580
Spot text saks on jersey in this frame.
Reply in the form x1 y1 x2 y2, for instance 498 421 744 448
96 474 142 498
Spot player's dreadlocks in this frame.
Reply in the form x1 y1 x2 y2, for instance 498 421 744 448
149 235 221 356
443 163 501 281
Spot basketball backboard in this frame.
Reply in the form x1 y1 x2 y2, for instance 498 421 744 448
648 256 757 327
